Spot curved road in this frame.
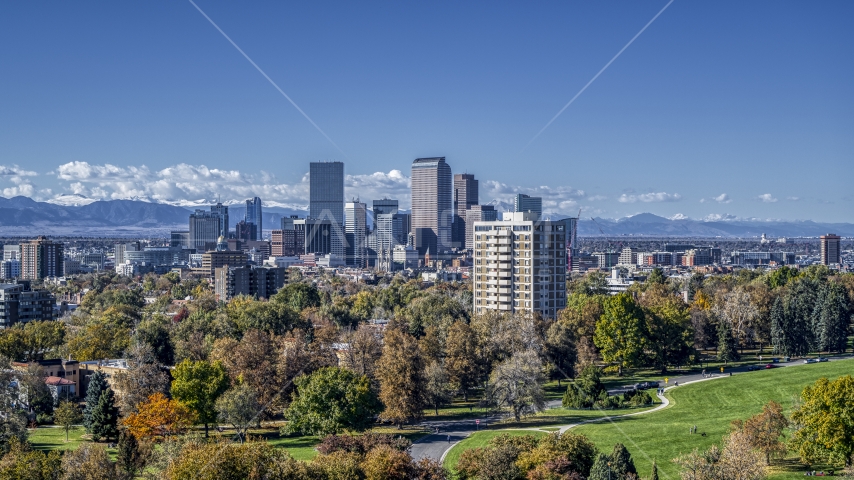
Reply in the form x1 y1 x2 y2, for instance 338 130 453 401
410 355 853 462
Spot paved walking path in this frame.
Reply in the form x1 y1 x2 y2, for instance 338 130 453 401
410 355 854 463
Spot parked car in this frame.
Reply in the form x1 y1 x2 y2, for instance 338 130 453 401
804 358 818 364
747 365 761 371
818 357 829 362
765 364 777 369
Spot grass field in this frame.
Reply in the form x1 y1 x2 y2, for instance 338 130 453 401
446 359 854 480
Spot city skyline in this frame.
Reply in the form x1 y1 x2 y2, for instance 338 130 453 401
1 2 852 222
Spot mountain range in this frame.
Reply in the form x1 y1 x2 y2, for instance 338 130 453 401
0 197 851 238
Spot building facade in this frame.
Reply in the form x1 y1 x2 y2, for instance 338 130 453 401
189 206 227 252
411 157 452 257
464 205 497 250
372 198 399 216
345 201 367 268
215 265 288 301
453 173 479 248
309 162 345 257
21 237 64 280
472 212 567 319
245 197 263 240
820 234 841 265
0 282 55 327
513 194 542 220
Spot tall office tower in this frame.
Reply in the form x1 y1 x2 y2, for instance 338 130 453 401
472 212 567 319
170 231 190 248
375 213 406 255
114 241 141 267
454 174 478 217
189 209 223 252
345 201 367 268
411 157 452 256
464 205 497 249
235 221 257 242
3 245 20 261
310 162 345 257
372 198 399 216
452 174 479 248
514 194 543 220
820 234 841 265
21 236 65 280
210 203 229 238
295 219 333 255
565 216 578 272
245 197 263 240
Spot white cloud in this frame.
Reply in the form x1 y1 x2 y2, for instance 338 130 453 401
587 195 607 201
786 196 800 201
618 192 682 203
758 193 778 203
0 165 38 177
703 213 738 222
714 193 731 203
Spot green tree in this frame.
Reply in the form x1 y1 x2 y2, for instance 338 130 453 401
0 438 62 480
272 282 321 312
610 443 638 479
83 371 108 433
116 429 147 480
284 366 381 436
716 319 740 364
215 383 261 443
563 364 605 409
54 400 83 442
588 453 613 480
594 293 647 375
445 320 479 401
423 361 453 416
815 282 850 353
170 359 230 437
376 329 428 426
488 349 545 421
791 375 854 466
90 388 119 442
641 288 694 373
646 268 666 286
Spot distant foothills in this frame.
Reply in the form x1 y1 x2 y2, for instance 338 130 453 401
0 196 852 238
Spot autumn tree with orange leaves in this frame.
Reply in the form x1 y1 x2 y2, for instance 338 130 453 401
122 393 194 439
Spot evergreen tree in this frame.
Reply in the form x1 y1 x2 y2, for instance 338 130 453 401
816 283 850 353
90 388 119 442
610 443 637 479
588 453 612 480
116 430 145 480
787 278 819 354
717 320 740 364
770 296 788 355
83 371 108 433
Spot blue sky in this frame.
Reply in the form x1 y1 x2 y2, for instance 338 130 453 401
1 1 851 221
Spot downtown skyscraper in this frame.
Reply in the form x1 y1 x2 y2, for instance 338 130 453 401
310 161 345 257
245 197 262 240
411 157 452 257
453 173 479 248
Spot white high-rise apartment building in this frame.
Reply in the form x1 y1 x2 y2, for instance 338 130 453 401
472 212 567 319
345 201 367 268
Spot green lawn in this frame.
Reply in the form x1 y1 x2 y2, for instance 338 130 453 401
572 359 853 480
445 359 854 480
29 426 88 452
